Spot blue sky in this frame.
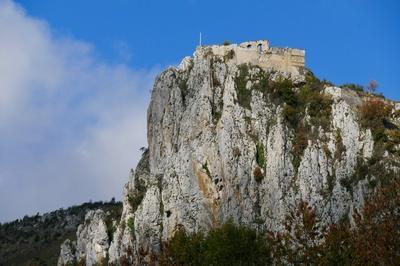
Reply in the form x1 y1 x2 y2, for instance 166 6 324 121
0 0 399 222
17 0 400 100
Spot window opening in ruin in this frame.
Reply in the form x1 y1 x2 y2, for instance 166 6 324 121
258 43 263 53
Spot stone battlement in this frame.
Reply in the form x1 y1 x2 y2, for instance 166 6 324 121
197 40 305 79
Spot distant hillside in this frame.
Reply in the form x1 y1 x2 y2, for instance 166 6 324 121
0 200 122 266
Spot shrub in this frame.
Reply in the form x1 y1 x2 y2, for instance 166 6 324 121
292 125 309 170
211 71 221 87
77 259 86 266
268 201 324 265
105 206 122 242
204 47 214 57
251 68 272 93
394 109 400 119
161 221 271 266
283 104 299 128
352 179 400 265
202 162 211 178
253 167 264 183
223 40 231 46
319 224 355 265
304 70 323 91
160 229 205 266
204 222 271 265
340 156 372 195
342 83 364 93
127 217 134 231
334 130 346 160
234 64 252 109
233 147 241 157
270 77 297 106
128 194 144 212
340 177 354 195
307 92 333 130
127 169 148 212
223 49 235 61
179 78 189 103
360 99 390 122
256 143 266 168
387 129 400 145
360 99 392 142
268 179 400 264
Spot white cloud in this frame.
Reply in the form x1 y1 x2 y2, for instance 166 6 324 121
0 0 157 222
114 40 133 63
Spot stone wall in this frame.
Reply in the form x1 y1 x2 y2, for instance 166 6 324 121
203 40 305 78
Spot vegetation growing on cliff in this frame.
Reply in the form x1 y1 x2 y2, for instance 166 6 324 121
253 166 264 183
338 98 400 192
360 98 394 142
238 66 333 132
234 64 252 109
128 150 149 212
202 161 212 179
160 221 271 265
234 64 399 191
160 178 400 265
0 200 122 266
255 142 266 168
127 217 135 231
234 65 334 172
128 185 146 212
179 77 189 104
223 49 235 61
341 83 365 93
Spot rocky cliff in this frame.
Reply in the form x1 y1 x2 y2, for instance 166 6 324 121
58 42 400 265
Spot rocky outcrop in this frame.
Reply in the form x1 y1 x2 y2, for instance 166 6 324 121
58 210 113 265
58 41 400 265
58 239 76 266
0 200 121 266
76 210 110 265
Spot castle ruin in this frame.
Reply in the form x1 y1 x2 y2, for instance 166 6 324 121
198 40 305 79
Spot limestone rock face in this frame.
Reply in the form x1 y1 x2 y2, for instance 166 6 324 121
59 43 400 265
108 48 398 264
57 239 76 266
58 210 110 266
75 210 110 265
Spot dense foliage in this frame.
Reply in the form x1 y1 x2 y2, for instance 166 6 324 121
160 178 400 265
234 64 252 109
256 142 266 168
160 221 271 266
360 98 393 142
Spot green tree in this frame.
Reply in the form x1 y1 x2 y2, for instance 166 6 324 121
160 221 271 266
